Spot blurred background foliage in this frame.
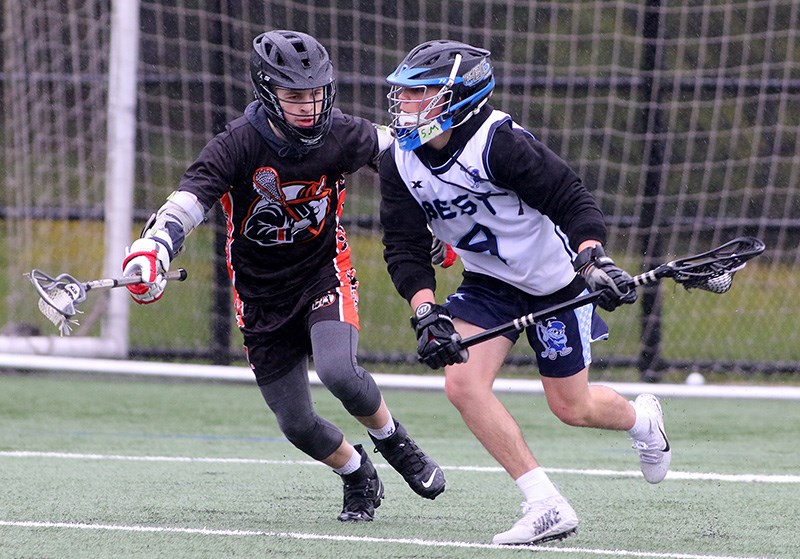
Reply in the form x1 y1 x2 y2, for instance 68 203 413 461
2 0 798 378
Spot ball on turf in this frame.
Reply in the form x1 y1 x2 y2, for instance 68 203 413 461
686 372 705 385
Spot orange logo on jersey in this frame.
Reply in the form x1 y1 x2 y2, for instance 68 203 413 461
243 167 332 246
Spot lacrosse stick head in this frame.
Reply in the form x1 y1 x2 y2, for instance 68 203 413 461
28 269 87 335
669 236 765 294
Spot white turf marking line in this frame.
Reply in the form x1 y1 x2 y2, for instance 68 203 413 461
2 353 800 400
0 520 776 559
2 451 799 484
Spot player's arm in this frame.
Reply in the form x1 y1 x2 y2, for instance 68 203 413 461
487 125 606 252
121 190 207 304
122 132 235 304
378 148 437 301
488 126 635 310
371 124 395 168
330 110 395 173
379 154 467 368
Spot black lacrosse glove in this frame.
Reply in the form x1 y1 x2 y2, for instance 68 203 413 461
410 303 469 369
573 244 638 311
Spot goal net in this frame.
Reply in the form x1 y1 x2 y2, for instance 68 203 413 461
2 0 799 372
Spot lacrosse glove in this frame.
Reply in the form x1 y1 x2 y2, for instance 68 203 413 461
573 244 638 311
431 235 457 269
411 303 469 369
122 231 173 304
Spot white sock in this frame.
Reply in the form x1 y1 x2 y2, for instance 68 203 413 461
627 400 652 439
333 446 362 476
516 467 560 502
367 417 396 440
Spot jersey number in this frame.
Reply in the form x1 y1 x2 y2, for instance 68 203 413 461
455 224 507 264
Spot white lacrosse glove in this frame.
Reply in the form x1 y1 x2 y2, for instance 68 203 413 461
122 232 173 304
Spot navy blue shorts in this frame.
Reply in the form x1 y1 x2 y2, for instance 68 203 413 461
444 274 609 378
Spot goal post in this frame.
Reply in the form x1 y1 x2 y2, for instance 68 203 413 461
100 0 141 357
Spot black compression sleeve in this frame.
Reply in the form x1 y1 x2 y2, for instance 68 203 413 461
378 148 437 302
487 124 607 251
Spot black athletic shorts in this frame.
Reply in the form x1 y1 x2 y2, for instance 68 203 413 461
239 267 360 386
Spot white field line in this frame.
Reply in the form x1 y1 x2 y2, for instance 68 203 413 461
0 520 777 559
2 450 799 484
2 353 800 400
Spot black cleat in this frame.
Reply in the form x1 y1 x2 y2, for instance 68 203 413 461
370 420 446 499
337 444 385 522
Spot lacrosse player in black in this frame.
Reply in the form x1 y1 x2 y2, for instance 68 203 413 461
121 30 445 522
379 40 671 544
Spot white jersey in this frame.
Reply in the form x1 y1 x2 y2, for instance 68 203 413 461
392 110 577 296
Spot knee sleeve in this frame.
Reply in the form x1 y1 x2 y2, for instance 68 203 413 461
311 321 382 417
276 410 343 461
258 362 344 461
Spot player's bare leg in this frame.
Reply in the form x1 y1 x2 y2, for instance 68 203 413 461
541 369 635 430
322 439 360 469
446 319 578 545
443 323 538 478
353 397 392 430
541 370 671 483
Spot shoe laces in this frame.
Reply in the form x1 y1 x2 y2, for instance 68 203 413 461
377 438 426 475
342 476 380 505
518 499 562 532
631 419 667 463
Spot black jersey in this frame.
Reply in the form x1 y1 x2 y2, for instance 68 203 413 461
178 102 378 306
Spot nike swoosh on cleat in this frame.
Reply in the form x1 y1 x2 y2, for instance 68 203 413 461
658 427 670 452
421 468 440 488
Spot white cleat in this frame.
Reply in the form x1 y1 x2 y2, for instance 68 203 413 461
492 495 579 545
631 393 672 484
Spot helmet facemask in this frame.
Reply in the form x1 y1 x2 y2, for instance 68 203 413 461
388 84 453 144
254 78 336 151
386 42 495 151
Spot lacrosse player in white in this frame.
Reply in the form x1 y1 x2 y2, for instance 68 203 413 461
379 40 671 545
121 30 445 522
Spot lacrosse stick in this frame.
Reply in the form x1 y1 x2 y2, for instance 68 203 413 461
253 167 304 222
28 268 188 336
458 236 765 350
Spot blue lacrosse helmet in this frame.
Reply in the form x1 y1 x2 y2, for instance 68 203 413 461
386 40 495 151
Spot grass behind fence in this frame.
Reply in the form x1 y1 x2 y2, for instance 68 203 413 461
2 225 794 366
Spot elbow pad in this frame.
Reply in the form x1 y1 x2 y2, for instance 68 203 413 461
141 190 206 255
371 124 395 167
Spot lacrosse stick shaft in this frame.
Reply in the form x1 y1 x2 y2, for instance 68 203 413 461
457 262 714 351
458 290 603 350
457 237 764 351
85 268 188 291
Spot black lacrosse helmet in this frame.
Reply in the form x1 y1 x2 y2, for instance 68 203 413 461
386 40 495 150
250 30 337 152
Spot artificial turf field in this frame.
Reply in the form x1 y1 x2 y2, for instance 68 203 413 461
0 371 797 559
